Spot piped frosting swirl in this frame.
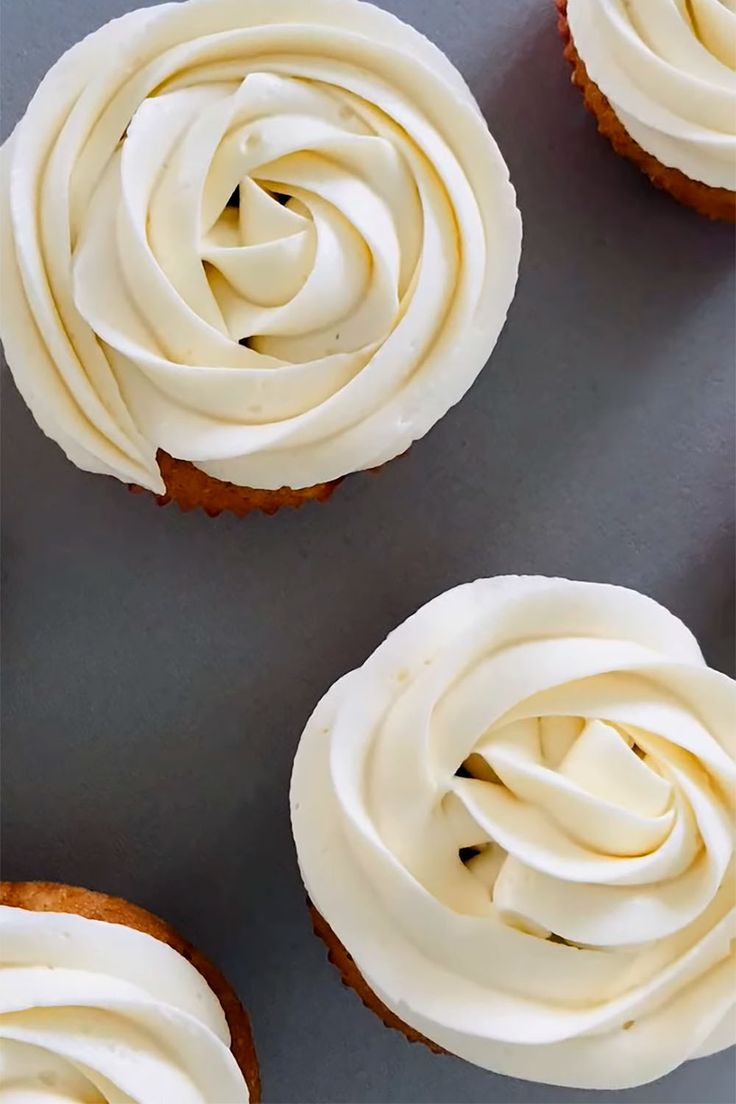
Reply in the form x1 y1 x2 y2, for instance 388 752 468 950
291 576 736 1090
0 0 520 491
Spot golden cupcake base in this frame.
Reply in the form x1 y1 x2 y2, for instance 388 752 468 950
129 450 343 519
309 902 445 1057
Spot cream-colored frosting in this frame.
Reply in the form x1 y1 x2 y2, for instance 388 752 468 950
566 0 736 189
0 0 520 493
0 906 249 1102
291 576 736 1090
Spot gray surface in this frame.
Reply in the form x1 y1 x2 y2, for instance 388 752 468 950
1 0 734 1101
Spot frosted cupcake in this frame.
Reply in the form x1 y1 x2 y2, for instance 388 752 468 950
0 0 521 517
0 881 259 1101
557 0 736 221
291 576 736 1090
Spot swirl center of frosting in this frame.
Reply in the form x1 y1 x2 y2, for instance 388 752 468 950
74 71 425 386
441 712 698 940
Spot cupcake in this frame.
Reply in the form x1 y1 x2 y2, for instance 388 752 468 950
0 0 521 518
557 0 736 221
291 576 736 1090
0 881 260 1101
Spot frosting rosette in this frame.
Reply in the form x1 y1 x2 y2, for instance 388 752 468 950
0 906 249 1102
291 576 736 1090
0 0 521 493
566 0 736 189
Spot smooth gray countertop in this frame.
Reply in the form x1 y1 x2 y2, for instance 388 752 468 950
1 1 734 1102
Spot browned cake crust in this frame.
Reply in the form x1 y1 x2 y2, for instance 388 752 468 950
309 902 446 1056
128 450 343 518
1 880 261 1102
556 0 736 223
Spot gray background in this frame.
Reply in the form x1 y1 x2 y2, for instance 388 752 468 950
1 1 734 1101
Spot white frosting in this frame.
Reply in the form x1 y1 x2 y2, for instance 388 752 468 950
291 576 736 1090
566 0 736 189
0 0 520 493
0 906 249 1102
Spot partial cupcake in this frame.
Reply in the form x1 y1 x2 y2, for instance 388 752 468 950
0 0 521 518
0 881 259 1102
291 576 736 1090
557 0 736 221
